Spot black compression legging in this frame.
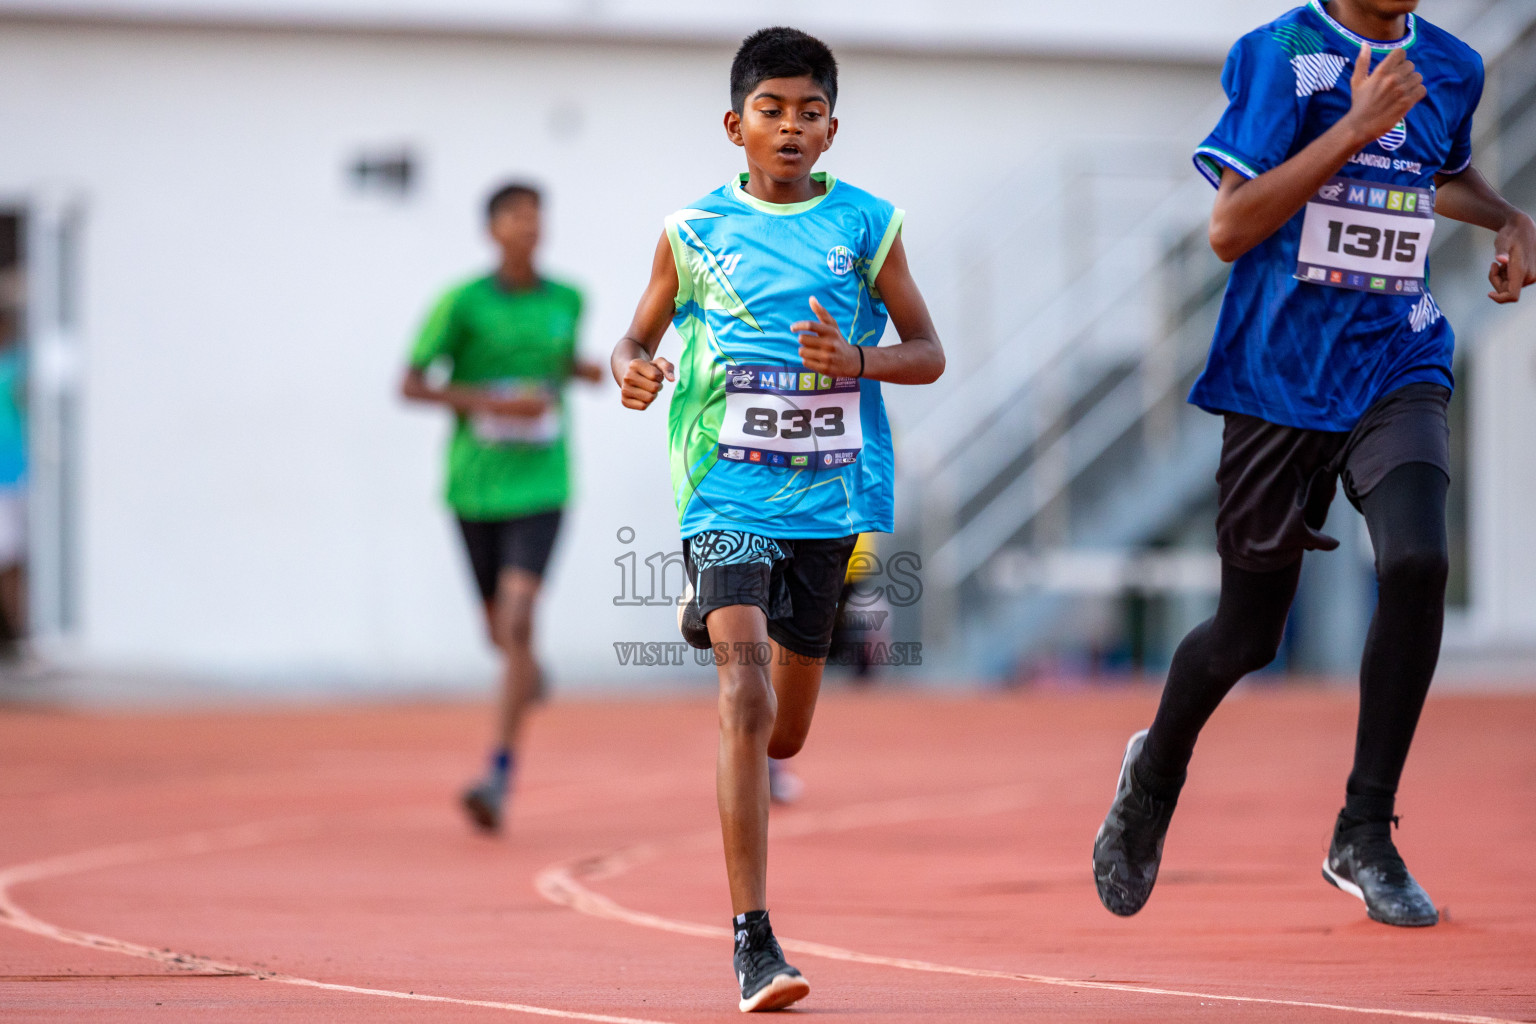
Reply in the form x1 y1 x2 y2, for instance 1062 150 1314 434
1139 462 1450 814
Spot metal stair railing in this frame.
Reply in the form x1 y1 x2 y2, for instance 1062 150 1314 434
902 166 1217 485
928 283 1223 589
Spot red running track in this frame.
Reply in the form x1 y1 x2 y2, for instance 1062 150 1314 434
0 688 1533 1022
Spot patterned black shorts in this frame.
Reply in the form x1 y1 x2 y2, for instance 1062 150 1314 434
683 530 858 659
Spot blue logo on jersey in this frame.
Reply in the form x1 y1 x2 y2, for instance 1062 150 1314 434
826 246 855 277
1367 189 1388 208
1347 185 1368 205
1348 274 1366 287
1378 120 1408 152
776 371 797 390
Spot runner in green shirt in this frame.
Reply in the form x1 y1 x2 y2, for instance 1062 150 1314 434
402 182 603 833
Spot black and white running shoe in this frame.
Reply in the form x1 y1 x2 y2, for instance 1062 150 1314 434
1093 729 1178 917
733 913 809 1013
678 576 712 651
1323 815 1438 927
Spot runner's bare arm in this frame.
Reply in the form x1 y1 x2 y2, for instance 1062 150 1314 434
572 358 607 383
794 233 945 385
612 232 679 411
1433 167 1536 304
1209 44 1425 262
399 368 549 417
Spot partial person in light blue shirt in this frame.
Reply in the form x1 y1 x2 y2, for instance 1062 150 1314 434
0 303 27 651
608 27 945 1012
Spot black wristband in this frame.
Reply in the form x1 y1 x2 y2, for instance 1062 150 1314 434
856 345 865 378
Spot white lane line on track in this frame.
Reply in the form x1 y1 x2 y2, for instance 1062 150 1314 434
0 818 676 1024
534 785 1522 1024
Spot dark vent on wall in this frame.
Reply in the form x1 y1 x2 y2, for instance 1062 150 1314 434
350 148 417 198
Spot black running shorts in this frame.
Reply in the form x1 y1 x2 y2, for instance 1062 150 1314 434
683 530 859 660
457 509 563 601
1215 383 1450 573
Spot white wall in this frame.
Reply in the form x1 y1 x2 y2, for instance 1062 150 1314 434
0 0 1376 61
0 22 1224 687
1469 300 1536 645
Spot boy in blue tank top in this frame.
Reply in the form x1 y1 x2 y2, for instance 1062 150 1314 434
611 27 946 1012
1093 0 1535 929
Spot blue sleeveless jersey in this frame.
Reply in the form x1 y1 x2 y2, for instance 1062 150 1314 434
1190 0 1483 431
663 172 904 539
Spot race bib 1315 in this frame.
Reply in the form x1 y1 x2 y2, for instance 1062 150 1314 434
1295 175 1435 295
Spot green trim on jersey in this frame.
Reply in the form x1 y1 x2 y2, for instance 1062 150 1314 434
666 210 764 335
664 314 728 516
866 209 905 296
1194 145 1261 187
1307 0 1416 50
731 171 839 216
1272 23 1327 57
663 205 768 517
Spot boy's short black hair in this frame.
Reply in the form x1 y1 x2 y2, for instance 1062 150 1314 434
486 181 541 221
730 27 838 114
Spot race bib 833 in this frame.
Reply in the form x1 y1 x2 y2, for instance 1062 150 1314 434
716 364 863 469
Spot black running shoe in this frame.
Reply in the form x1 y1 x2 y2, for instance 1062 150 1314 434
1093 729 1178 917
1322 815 1438 927
733 913 809 1013
461 778 504 833
678 576 712 650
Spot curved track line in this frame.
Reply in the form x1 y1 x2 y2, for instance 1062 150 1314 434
0 818 676 1024
534 786 1520 1024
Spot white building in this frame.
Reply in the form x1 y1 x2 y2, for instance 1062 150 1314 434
3 0 1533 694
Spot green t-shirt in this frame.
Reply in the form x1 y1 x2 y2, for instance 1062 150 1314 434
410 274 583 520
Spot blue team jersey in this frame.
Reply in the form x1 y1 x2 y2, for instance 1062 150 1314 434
662 172 904 539
1190 0 1484 431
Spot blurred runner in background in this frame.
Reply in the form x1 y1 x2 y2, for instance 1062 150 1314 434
0 289 26 661
771 535 887 804
402 182 603 833
827 533 888 683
